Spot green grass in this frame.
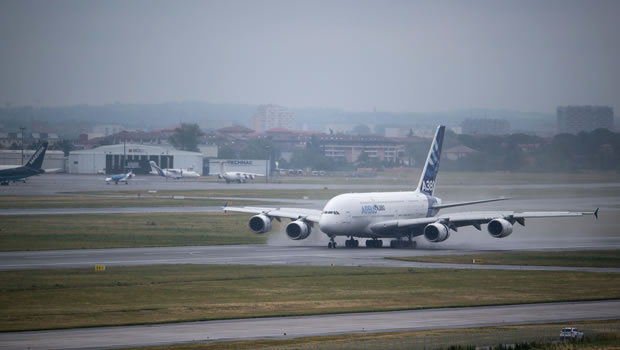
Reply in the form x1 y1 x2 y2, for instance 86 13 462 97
0 195 269 210
1 265 620 331
0 213 266 251
75 188 345 200
388 250 620 268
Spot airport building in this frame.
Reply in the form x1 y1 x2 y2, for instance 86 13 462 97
68 144 204 175
251 104 295 133
208 159 268 176
557 105 614 134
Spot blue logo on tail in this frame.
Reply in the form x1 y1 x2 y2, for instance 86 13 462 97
417 126 445 196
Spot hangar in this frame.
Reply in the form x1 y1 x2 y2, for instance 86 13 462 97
208 159 268 176
68 144 203 175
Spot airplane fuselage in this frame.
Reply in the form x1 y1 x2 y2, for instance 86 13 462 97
318 192 441 238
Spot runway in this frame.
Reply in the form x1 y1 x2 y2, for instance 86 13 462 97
1 173 619 349
2 244 620 272
1 300 619 350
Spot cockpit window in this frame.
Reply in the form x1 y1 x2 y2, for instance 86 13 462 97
322 211 340 215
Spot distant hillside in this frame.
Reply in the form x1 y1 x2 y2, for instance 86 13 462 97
0 102 554 138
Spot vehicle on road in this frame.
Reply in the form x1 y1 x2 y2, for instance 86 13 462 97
560 327 584 341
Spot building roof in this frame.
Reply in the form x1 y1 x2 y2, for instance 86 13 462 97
217 125 255 134
70 143 202 156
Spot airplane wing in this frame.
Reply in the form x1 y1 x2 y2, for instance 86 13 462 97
370 209 598 234
223 206 322 223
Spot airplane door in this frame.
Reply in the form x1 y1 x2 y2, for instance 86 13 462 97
344 211 352 224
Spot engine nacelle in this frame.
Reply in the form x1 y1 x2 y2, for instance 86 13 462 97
424 223 450 242
487 218 513 238
217 174 223 179
248 214 272 234
248 174 255 180
286 220 311 240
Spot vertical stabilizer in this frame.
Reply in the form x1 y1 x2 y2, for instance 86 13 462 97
416 126 445 196
25 142 48 170
149 161 165 177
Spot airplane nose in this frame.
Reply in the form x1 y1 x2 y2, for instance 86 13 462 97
319 216 335 235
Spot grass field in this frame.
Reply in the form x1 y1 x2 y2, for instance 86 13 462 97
388 250 620 268
1 264 620 331
0 195 268 210
0 213 265 250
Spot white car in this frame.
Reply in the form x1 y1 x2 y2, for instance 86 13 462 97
560 327 584 341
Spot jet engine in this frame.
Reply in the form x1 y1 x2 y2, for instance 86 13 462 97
248 214 272 234
217 174 223 179
487 218 513 238
286 220 311 240
424 223 450 242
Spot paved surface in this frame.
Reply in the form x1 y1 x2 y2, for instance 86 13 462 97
1 300 619 350
0 206 224 215
3 244 620 272
1 173 619 349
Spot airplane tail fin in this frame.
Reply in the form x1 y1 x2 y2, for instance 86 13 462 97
416 126 445 196
25 142 48 170
149 161 165 176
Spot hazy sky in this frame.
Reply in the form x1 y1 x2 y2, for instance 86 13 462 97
1 0 619 113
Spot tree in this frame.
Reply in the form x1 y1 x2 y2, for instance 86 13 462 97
169 123 203 152
51 139 75 156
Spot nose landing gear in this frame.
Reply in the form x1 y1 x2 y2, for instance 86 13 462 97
328 237 337 249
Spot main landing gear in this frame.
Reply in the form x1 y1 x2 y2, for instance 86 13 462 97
344 237 359 248
365 239 383 248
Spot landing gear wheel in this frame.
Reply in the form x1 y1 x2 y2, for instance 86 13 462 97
366 239 383 248
328 237 336 249
345 238 359 248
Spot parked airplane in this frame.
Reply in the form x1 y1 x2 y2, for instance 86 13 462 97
224 126 598 249
217 162 263 183
105 170 134 185
0 142 48 185
149 160 200 179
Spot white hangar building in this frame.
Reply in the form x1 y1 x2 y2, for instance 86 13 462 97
68 144 204 175
208 159 269 176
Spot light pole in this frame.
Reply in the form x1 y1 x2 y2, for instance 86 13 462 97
264 145 271 183
19 127 25 165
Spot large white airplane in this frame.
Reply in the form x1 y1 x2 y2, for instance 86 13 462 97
224 125 598 249
149 160 200 179
217 162 263 184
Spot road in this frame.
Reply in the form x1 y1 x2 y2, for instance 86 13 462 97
1 173 619 349
2 244 620 272
1 300 619 350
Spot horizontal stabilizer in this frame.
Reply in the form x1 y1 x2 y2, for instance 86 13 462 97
432 197 510 209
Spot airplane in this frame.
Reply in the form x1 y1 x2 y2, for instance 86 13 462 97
149 160 200 179
217 161 263 183
0 142 48 185
224 126 598 249
105 170 134 185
